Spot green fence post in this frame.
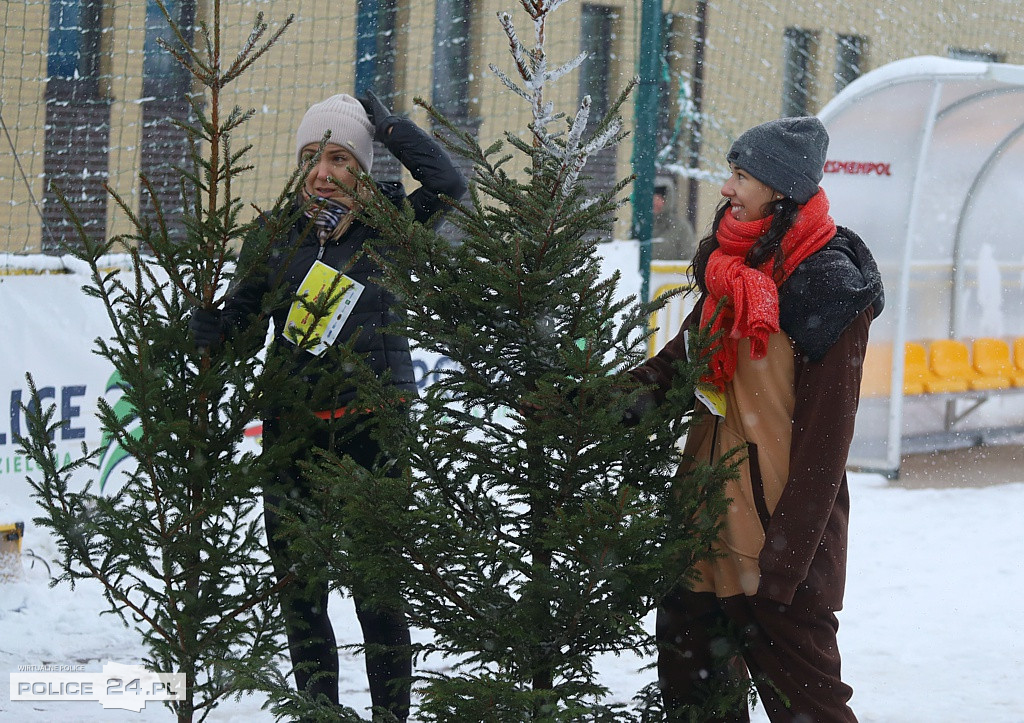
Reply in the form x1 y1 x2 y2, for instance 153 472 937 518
631 0 662 304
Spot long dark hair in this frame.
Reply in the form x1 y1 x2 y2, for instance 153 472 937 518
690 197 802 295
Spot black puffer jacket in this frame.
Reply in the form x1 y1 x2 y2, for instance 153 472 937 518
222 117 467 408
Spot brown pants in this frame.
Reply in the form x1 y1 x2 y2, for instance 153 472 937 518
657 588 856 723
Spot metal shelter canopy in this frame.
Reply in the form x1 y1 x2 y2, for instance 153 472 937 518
818 56 1024 475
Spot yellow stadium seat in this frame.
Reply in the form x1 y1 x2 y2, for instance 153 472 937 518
904 342 967 394
902 342 927 395
860 342 893 398
1015 338 1024 372
972 338 1024 387
929 339 1006 391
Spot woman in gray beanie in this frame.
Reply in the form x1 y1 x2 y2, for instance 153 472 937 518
628 116 884 722
190 91 466 720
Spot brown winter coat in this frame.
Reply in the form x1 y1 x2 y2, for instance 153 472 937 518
634 228 883 611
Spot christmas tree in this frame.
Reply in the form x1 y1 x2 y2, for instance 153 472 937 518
15 4 365 721
293 1 734 719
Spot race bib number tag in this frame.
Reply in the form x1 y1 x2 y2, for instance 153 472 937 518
694 382 727 418
283 260 364 356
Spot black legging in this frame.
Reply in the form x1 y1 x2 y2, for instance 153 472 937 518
263 414 411 720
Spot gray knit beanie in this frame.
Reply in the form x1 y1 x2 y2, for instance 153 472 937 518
295 94 374 172
726 116 829 204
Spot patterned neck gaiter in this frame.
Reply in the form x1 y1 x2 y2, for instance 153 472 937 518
305 197 351 243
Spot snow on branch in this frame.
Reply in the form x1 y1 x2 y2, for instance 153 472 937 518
493 1 614 202
582 119 621 157
565 96 592 157
497 12 532 86
546 52 588 84
561 106 622 197
490 64 534 102
658 160 724 184
528 0 573 19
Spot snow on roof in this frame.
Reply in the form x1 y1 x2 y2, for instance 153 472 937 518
819 55 1024 122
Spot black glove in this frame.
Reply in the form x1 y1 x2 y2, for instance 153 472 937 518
621 390 657 427
189 307 224 353
358 89 397 142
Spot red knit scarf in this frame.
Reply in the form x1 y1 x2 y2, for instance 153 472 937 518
700 189 836 389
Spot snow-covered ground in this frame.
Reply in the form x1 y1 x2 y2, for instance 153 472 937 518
3 464 1024 721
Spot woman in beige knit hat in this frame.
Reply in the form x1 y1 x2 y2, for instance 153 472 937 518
190 90 467 720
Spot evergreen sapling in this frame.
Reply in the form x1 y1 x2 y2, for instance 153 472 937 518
294 1 736 719
12 4 360 721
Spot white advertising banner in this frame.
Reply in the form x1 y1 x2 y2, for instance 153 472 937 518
0 261 454 495
0 271 118 489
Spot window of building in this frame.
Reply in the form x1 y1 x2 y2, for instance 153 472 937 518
47 0 102 81
578 4 619 236
142 0 194 98
43 0 109 253
354 0 401 180
429 0 478 196
834 34 865 94
782 27 814 117
356 0 398 99
432 0 473 121
139 0 197 245
579 4 618 121
658 11 689 153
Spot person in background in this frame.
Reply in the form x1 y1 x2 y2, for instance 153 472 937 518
650 174 697 261
190 91 467 720
630 116 883 721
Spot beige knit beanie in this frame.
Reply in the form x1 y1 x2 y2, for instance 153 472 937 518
294 94 374 172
